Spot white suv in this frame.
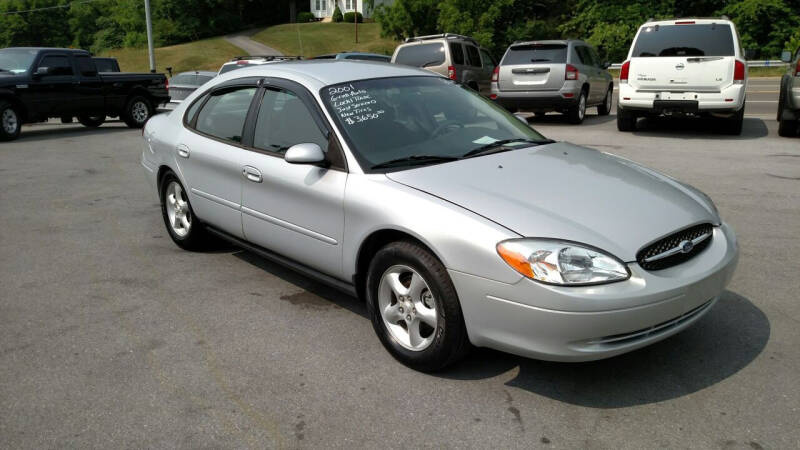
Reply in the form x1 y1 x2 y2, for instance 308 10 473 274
617 18 747 134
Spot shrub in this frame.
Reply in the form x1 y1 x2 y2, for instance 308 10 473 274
343 12 363 23
332 6 343 22
297 12 315 23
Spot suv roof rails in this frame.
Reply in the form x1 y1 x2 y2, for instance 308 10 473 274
404 33 478 45
230 55 303 61
646 16 731 23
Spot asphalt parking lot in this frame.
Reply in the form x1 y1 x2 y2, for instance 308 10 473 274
1 86 799 448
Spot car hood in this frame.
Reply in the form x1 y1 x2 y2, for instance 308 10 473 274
385 142 717 262
0 74 27 86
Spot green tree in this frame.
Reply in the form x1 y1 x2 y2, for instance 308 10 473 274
718 0 799 59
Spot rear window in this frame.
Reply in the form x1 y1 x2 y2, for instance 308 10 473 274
171 74 195 85
503 44 567 65
631 24 734 57
395 43 445 67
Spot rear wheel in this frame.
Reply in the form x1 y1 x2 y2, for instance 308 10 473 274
567 91 587 124
777 88 798 137
617 106 636 131
77 114 105 128
160 173 207 250
0 101 21 142
366 240 470 372
723 103 744 135
122 96 153 128
597 85 613 116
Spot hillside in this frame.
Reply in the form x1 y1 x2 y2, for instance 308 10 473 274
252 22 399 58
100 37 244 74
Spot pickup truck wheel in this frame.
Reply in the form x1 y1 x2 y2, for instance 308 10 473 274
0 101 21 142
366 240 470 372
123 96 153 128
617 106 636 131
160 173 207 250
567 91 587 124
77 115 105 128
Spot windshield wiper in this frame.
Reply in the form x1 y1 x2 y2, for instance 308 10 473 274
463 138 554 158
371 155 459 170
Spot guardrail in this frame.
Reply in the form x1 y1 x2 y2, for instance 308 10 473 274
609 60 787 69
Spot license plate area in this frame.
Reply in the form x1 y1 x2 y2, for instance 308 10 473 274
653 100 699 116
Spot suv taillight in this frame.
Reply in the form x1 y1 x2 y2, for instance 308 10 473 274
733 60 745 83
565 64 578 80
620 61 630 83
165 77 169 89
491 66 499 82
448 65 457 80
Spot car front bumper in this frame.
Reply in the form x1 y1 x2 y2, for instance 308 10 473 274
618 83 745 115
450 222 739 362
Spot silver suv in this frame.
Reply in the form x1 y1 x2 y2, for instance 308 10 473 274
490 40 614 124
392 33 497 96
778 46 800 137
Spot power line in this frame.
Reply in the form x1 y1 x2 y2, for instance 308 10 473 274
1 0 102 16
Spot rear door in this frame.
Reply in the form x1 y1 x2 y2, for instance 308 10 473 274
464 44 489 93
73 54 104 113
449 42 468 82
574 45 604 103
498 43 568 92
628 23 737 92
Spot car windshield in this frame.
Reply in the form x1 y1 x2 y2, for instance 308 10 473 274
632 24 734 57
0 49 38 74
320 76 548 172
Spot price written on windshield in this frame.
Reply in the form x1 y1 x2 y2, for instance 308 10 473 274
328 84 385 125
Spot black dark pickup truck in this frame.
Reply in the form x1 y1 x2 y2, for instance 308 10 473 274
0 47 170 141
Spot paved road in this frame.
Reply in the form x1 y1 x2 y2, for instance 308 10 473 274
1 115 798 449
225 29 282 56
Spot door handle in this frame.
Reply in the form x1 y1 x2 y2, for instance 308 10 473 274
242 166 262 183
177 147 190 158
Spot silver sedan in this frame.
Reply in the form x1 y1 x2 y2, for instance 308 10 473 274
141 61 738 371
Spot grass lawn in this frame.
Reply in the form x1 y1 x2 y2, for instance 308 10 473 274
252 22 399 58
99 37 244 74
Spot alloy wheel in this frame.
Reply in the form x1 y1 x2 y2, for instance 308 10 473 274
2 108 18 135
165 181 191 237
378 265 438 351
131 101 149 124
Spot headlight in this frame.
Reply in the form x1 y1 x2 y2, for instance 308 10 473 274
496 239 630 285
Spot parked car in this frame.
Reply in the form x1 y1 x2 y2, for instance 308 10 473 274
142 61 738 371
0 47 169 141
92 57 120 72
392 33 496 96
167 70 216 109
777 47 800 137
312 52 391 62
617 17 748 134
490 40 614 124
217 55 302 75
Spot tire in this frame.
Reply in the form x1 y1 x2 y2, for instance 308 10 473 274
366 240 470 372
723 103 744 135
567 90 587 124
617 106 636 131
160 173 207 250
597 85 613 116
777 87 798 137
0 101 22 142
77 114 105 128
534 112 547 118
122 96 153 128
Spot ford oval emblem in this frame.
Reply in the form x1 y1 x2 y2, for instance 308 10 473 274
675 63 685 70
679 239 694 253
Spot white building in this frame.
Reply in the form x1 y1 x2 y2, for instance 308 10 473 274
310 0 394 19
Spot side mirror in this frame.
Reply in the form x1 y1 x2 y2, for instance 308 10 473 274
513 113 529 124
34 66 50 77
285 143 327 165
781 51 792 63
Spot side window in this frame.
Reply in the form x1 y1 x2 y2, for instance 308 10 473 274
253 88 327 154
75 55 97 77
466 45 481 67
576 47 594 66
449 43 465 65
38 55 73 76
588 47 602 67
193 87 257 143
184 93 206 126
479 49 496 68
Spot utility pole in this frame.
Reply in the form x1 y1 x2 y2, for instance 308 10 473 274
354 0 358 44
144 0 156 73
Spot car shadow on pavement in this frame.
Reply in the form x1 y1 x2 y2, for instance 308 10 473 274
17 123 132 143
632 117 768 140
442 290 770 408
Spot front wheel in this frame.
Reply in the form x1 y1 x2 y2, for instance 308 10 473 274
567 91 587 124
122 96 153 128
0 101 21 142
366 241 470 372
77 114 105 127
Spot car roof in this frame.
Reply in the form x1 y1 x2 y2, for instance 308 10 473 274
215 60 439 89
642 18 734 27
510 39 584 47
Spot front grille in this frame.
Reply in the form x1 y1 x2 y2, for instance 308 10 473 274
636 223 713 270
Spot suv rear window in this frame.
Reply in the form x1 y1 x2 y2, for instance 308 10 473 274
632 24 734 57
503 44 567 65
395 43 445 67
